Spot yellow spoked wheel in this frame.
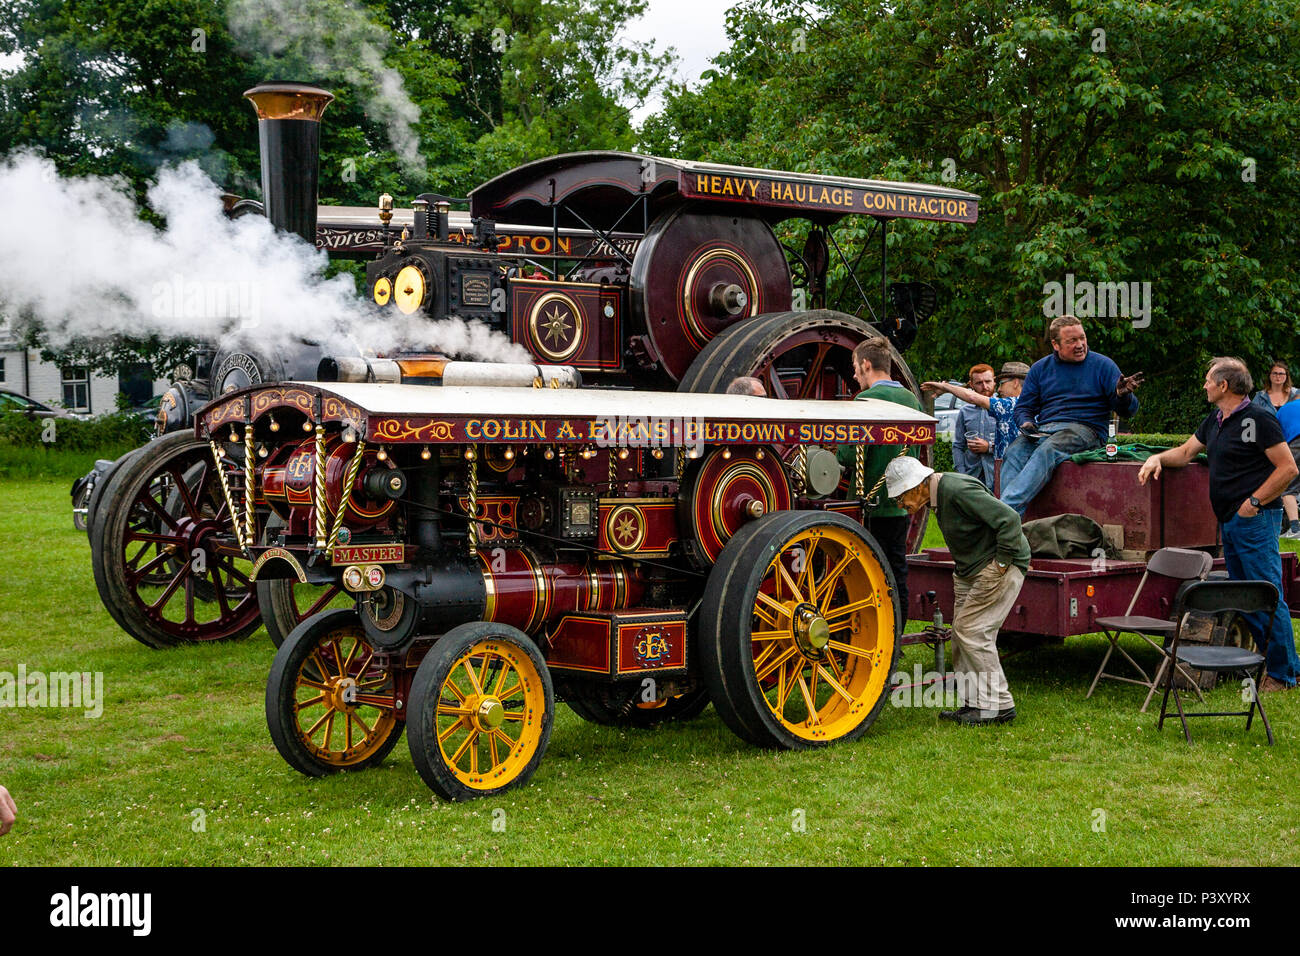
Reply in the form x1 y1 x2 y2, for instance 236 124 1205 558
266 609 403 776
699 511 900 749
407 622 554 801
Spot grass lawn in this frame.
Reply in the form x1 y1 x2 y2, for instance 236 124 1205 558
2 477 1298 866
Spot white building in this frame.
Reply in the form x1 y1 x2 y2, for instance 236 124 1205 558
0 325 169 416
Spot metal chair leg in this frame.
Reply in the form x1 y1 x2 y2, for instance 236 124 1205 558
1172 682 1192 743
1086 634 1120 698
1141 657 1170 713
1157 658 1176 731
1250 663 1275 746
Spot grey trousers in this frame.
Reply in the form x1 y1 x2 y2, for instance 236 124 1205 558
950 562 1024 712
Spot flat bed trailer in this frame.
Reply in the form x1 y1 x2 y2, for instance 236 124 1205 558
905 458 1300 640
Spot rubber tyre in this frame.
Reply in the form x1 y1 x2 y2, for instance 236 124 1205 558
86 446 144 545
407 622 554 801
266 608 404 776
698 510 901 749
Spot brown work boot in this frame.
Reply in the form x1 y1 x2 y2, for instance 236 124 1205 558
1259 675 1292 693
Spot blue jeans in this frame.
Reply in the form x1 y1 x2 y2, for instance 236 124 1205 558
1222 509 1299 685
998 423 1100 515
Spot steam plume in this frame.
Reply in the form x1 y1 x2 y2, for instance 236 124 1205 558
227 0 426 179
0 153 527 363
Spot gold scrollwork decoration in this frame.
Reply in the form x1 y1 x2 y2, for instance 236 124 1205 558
251 388 314 418
372 418 457 443
879 425 932 444
322 396 364 423
205 398 248 429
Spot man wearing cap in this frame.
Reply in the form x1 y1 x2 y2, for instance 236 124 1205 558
886 456 1030 724
923 361 1030 475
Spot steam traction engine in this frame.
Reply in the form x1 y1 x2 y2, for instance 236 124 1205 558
89 81 979 652
190 376 933 799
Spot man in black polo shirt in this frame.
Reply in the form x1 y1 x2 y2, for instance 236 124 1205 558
1138 357 1300 691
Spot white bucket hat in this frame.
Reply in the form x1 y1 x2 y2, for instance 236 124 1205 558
885 456 935 498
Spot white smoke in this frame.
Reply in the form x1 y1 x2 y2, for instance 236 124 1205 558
0 152 527 363
227 0 426 179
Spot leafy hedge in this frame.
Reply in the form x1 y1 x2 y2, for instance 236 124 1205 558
0 410 148 480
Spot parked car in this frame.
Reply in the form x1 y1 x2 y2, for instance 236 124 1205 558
931 380 973 441
0 388 83 420
127 395 164 428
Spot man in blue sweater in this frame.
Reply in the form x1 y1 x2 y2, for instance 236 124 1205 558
999 316 1143 514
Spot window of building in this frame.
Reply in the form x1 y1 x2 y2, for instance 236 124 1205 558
0 356 5 382
61 366 90 413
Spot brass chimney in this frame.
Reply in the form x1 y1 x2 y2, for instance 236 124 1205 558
243 82 334 244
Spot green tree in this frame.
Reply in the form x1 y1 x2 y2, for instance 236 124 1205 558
1 0 671 376
644 0 1300 431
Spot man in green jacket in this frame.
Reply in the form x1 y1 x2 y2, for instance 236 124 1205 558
837 335 921 616
886 456 1030 725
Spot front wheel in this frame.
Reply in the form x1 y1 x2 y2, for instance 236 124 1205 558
407 622 553 801
266 609 404 776
698 510 900 750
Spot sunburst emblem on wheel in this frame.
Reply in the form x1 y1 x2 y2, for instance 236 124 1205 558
527 292 583 362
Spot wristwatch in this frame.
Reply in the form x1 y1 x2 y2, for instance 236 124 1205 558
1249 496 1262 510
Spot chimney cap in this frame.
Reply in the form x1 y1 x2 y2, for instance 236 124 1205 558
243 82 333 121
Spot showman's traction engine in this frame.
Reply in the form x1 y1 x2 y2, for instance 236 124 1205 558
83 81 979 798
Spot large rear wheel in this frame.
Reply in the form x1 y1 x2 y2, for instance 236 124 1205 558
91 431 261 648
698 510 900 749
676 309 930 552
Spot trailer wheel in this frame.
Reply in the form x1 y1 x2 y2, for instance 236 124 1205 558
266 609 403 776
407 622 553 801
565 686 709 727
699 510 900 749
91 431 261 648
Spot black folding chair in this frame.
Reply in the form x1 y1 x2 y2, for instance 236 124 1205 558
1156 580 1279 745
1087 547 1212 711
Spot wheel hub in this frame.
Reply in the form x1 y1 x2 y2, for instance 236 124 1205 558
472 696 506 732
327 676 359 711
173 515 224 557
792 603 831 657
